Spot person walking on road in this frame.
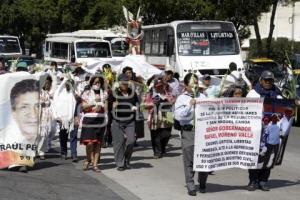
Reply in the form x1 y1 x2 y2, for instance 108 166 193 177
109 74 139 171
80 75 107 172
246 70 283 191
144 77 175 158
174 73 209 196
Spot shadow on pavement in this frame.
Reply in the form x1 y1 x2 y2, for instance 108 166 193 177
163 152 182 157
203 183 247 193
31 161 60 171
268 179 300 189
201 179 300 193
100 162 153 170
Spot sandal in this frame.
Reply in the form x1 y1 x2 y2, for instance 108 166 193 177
93 166 101 173
83 160 90 171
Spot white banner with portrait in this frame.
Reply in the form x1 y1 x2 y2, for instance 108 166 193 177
0 72 41 169
193 98 263 172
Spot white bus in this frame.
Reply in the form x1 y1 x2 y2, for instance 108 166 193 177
44 36 113 65
142 20 243 78
0 35 22 57
46 29 128 58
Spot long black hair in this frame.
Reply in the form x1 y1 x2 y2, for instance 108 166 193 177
89 75 105 90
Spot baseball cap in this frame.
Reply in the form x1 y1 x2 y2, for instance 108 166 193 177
261 70 275 80
203 74 211 80
118 73 130 82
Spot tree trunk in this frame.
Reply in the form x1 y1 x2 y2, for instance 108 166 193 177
266 0 279 57
253 17 263 56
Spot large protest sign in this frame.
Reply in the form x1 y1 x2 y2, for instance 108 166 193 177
193 98 264 172
0 72 41 169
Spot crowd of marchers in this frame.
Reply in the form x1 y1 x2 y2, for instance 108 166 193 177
0 58 294 196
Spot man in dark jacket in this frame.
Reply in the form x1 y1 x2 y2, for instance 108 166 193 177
246 70 283 191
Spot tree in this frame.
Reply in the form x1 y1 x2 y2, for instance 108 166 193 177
1 0 290 57
266 0 279 57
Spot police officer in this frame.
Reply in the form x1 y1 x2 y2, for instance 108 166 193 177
174 73 208 196
246 70 282 191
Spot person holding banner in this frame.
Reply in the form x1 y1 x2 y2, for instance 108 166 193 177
174 73 209 196
7 79 40 173
247 70 282 99
246 70 282 191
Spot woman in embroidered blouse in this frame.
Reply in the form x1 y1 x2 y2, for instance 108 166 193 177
144 77 175 158
80 75 107 172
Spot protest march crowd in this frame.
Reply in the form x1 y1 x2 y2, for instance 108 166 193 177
0 57 295 197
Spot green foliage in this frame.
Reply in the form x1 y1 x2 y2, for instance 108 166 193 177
249 37 300 63
0 0 285 57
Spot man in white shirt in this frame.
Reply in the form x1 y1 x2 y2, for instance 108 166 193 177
202 74 220 98
220 62 252 96
174 73 208 196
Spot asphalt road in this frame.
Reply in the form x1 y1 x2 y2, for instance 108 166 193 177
0 126 299 200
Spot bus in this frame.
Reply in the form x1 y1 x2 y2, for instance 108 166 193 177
142 20 243 78
0 35 22 56
46 29 128 58
0 35 22 67
44 36 113 65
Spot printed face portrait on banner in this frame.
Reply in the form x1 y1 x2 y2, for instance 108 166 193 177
0 73 41 169
10 79 40 143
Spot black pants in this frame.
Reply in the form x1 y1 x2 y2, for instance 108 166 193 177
248 143 279 185
150 128 171 156
59 128 69 156
248 168 271 184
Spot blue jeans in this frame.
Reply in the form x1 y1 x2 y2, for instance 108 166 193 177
70 128 78 157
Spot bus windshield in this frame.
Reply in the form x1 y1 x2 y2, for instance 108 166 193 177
177 23 239 56
76 42 111 58
104 37 128 57
0 37 21 54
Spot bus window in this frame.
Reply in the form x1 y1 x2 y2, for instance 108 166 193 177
51 42 68 59
177 23 239 56
167 35 174 56
178 32 210 56
209 32 239 55
152 29 159 55
159 29 167 55
111 39 128 57
0 38 21 54
76 42 111 58
144 30 152 54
